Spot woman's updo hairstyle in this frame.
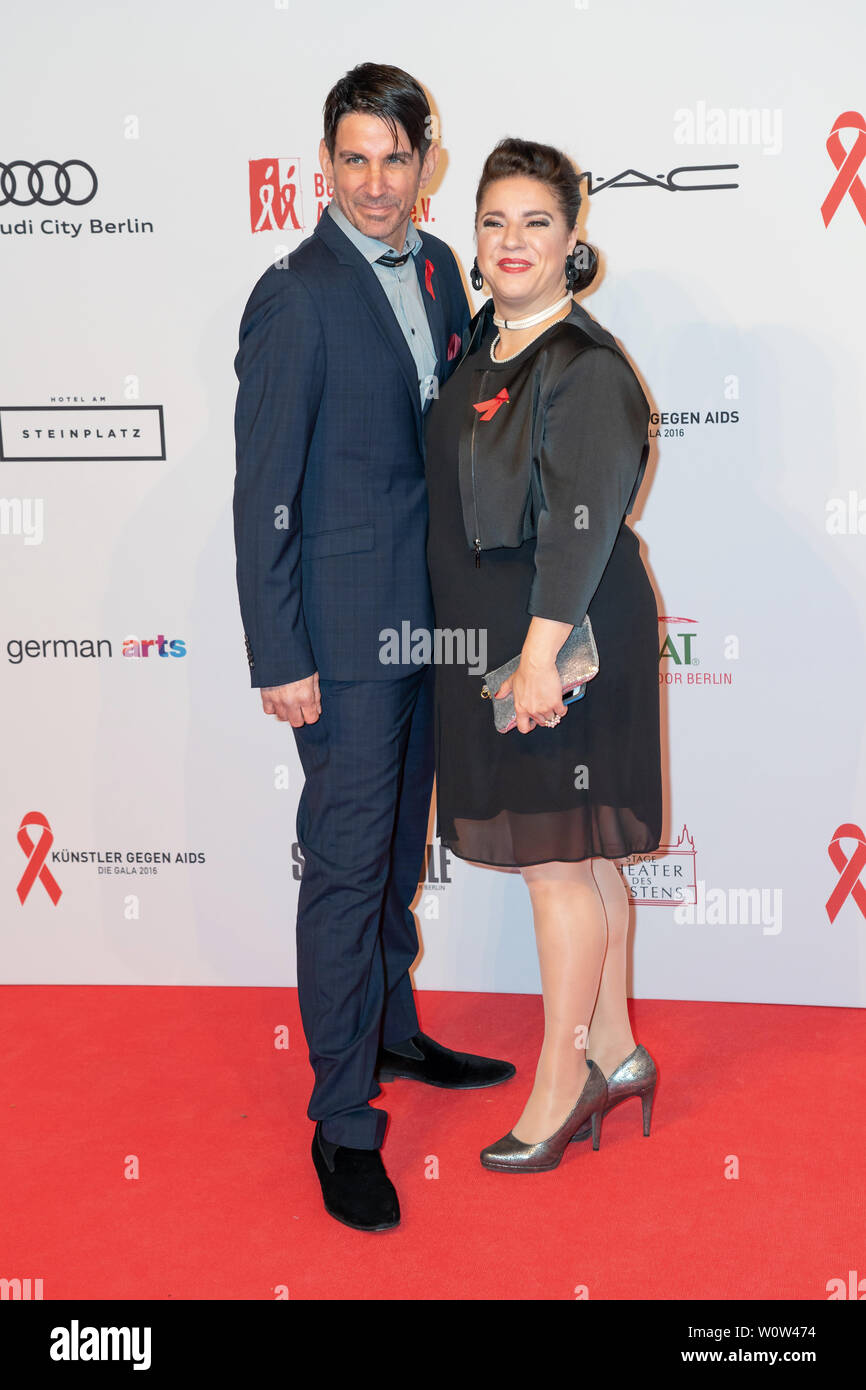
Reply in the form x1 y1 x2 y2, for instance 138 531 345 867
475 137 598 292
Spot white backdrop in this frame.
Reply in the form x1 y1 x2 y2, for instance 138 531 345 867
3 0 866 1005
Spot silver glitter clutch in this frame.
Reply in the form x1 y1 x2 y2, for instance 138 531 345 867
480 616 599 733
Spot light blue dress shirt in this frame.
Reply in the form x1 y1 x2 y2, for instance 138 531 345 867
326 200 438 409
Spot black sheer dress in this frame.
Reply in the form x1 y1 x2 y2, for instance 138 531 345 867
424 309 662 868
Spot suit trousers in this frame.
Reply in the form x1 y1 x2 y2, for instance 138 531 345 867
292 664 434 1148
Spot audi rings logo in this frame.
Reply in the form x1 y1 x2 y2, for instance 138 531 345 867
0 160 98 207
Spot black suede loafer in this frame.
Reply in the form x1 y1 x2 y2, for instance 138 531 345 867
375 1031 516 1089
311 1122 400 1232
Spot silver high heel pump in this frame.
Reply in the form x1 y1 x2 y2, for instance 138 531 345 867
480 1060 607 1171
570 1044 657 1142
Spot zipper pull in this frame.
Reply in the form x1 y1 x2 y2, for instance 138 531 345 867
474 538 481 568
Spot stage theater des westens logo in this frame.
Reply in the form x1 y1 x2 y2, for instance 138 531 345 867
617 825 697 906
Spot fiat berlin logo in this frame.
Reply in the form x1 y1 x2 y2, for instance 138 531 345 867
16 812 62 905
658 616 735 688
0 160 97 207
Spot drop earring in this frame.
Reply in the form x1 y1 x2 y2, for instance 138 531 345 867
564 249 580 291
470 257 483 291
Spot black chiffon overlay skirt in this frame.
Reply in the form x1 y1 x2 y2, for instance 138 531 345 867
425 373 663 869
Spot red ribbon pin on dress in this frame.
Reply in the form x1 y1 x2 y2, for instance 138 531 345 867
473 388 509 421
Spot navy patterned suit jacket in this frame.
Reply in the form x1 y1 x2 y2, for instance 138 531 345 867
233 210 471 688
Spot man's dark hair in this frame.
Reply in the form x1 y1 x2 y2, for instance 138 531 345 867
323 63 431 163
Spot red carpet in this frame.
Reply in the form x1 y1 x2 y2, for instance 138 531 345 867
1 987 862 1301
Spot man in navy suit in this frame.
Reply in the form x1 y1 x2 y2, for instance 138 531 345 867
233 64 514 1232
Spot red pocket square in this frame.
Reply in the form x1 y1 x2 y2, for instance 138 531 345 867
447 332 461 361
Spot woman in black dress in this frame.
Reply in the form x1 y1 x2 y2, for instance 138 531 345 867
424 139 662 1171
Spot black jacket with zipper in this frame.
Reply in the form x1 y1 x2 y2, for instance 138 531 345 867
450 297 651 628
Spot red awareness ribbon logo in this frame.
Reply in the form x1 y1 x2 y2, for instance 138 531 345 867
825 822 866 922
473 388 509 421
424 258 436 299
16 810 62 905
821 111 866 227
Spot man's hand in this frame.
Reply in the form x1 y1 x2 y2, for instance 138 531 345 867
261 673 321 727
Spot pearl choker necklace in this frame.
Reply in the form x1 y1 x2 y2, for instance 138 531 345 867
492 293 573 330
491 331 564 363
